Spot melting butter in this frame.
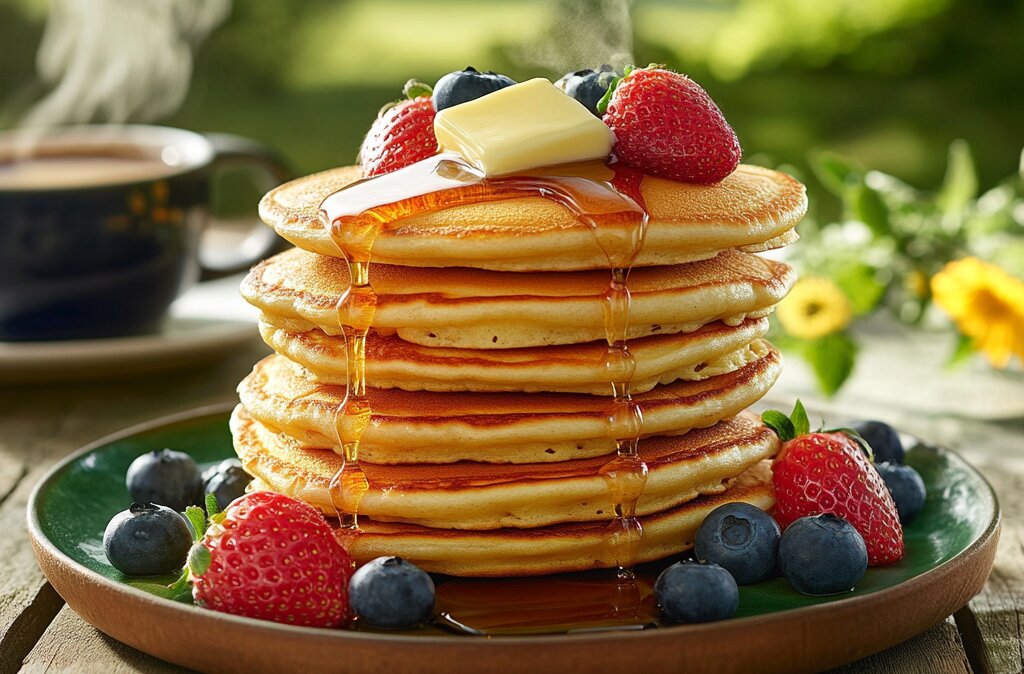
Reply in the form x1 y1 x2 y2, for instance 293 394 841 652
433 78 614 177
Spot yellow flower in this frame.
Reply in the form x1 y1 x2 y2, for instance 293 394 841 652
931 257 1024 368
776 277 853 340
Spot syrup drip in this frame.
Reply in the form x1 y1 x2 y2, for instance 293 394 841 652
319 154 649 568
432 571 658 636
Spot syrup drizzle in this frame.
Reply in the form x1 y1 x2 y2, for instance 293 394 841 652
319 153 649 573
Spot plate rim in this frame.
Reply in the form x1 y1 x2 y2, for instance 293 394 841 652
27 403 1002 650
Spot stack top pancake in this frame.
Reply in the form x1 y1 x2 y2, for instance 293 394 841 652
259 163 806 271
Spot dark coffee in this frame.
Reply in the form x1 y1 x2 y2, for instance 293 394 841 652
0 154 179 190
0 126 289 342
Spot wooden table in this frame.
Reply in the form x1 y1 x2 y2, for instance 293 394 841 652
1 338 1021 674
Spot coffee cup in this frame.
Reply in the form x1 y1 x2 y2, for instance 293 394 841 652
0 124 290 341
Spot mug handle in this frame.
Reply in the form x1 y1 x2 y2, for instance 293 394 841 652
198 132 293 281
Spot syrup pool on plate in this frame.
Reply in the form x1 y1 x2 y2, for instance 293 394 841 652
319 152 650 573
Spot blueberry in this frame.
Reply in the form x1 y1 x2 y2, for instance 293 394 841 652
554 65 618 116
349 556 435 629
431 67 516 111
779 514 868 596
201 458 253 511
654 560 739 624
695 502 781 584
853 420 905 464
103 502 191 576
126 449 202 512
876 462 927 523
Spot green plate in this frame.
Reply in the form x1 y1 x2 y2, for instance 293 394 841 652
28 404 1000 674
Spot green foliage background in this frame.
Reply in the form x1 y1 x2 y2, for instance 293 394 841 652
2 0 1023 222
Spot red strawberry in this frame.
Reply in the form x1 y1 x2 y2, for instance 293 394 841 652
359 79 438 177
191 492 353 627
599 66 741 184
763 401 904 566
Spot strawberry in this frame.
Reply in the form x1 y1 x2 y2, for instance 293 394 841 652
190 492 353 627
762 401 904 566
598 66 741 184
359 79 438 177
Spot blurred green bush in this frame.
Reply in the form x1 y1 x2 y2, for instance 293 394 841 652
2 0 1022 222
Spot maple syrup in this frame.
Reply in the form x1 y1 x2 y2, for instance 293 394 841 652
319 153 650 572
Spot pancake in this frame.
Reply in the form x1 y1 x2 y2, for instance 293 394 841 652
259 317 770 394
233 406 778 530
237 344 782 464
243 247 795 349
247 461 774 576
259 164 805 272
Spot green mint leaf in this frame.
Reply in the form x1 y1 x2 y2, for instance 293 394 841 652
761 410 796 441
852 182 891 237
938 139 977 214
804 332 858 397
205 492 221 517
790 400 811 437
402 79 433 100
188 543 212 577
184 505 206 543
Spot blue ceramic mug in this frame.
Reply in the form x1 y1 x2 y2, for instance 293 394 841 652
0 125 290 341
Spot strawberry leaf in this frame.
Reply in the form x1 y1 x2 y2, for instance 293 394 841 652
596 65 633 116
184 505 206 543
205 492 221 518
127 580 178 599
826 427 875 463
402 79 433 100
790 400 810 437
188 543 211 577
761 410 796 441
128 565 194 605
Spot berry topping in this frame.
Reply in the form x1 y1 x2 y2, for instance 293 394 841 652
876 462 927 523
359 79 439 178
201 458 253 511
348 556 435 629
555 65 618 116
191 492 353 627
654 560 739 624
779 514 868 596
431 66 516 112
599 66 741 184
103 502 191 577
762 401 905 566
125 448 202 513
694 501 781 585
853 420 905 464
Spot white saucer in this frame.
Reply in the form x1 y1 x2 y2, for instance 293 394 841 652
0 274 262 384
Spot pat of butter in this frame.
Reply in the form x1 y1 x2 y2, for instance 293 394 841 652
433 78 614 176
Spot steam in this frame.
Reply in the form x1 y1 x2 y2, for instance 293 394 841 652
514 0 635 76
22 0 230 127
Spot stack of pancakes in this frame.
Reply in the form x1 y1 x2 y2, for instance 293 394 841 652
233 164 805 576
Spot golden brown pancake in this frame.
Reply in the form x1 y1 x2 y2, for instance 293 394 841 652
247 462 775 576
243 247 795 349
233 406 777 530
236 345 782 464
259 164 805 272
258 317 770 394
